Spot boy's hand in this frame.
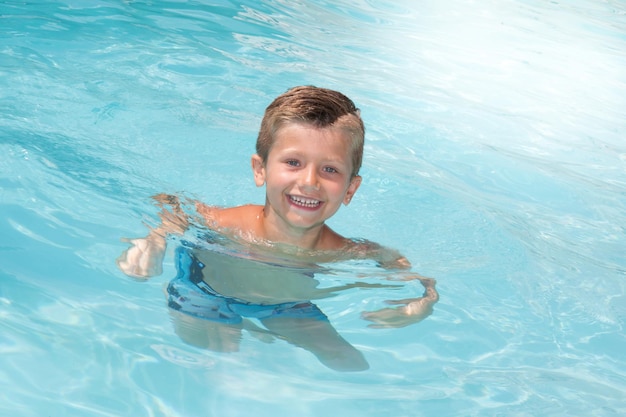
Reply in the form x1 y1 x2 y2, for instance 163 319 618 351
116 236 166 279
361 277 439 328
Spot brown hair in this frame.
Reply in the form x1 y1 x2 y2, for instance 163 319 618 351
256 86 365 177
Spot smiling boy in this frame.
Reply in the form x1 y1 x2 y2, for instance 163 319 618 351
198 87 364 252
118 85 438 332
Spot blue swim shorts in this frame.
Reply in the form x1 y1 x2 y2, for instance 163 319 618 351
166 246 328 324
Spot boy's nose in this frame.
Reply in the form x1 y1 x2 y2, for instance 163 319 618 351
300 166 320 190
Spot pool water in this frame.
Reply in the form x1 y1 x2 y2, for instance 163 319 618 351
1 0 625 416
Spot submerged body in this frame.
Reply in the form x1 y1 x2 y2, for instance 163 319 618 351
165 242 371 371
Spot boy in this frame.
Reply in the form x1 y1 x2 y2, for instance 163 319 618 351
118 86 438 370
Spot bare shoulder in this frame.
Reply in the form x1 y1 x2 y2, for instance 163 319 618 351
314 225 349 251
196 203 262 231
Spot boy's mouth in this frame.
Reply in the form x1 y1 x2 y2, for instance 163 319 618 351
288 195 322 209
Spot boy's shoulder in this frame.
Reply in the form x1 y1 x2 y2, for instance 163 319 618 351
196 203 262 231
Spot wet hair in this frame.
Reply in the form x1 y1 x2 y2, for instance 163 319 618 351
256 86 365 177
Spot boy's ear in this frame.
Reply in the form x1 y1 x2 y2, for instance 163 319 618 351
251 154 266 187
343 175 362 205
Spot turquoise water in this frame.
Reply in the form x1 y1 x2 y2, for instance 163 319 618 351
1 0 625 415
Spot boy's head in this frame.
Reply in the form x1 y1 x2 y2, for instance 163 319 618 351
256 86 365 178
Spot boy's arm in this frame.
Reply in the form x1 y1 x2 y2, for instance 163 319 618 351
116 194 189 279
361 275 439 328
356 241 440 328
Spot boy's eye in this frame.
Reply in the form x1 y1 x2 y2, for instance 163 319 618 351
323 166 338 174
286 160 300 167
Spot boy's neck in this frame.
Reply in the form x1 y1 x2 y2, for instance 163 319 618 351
258 207 328 251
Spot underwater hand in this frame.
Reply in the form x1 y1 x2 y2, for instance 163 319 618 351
116 236 166 279
361 277 439 329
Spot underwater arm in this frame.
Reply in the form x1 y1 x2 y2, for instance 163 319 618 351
356 241 440 328
116 194 188 279
361 274 439 328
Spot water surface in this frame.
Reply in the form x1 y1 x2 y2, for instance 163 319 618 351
1 0 625 416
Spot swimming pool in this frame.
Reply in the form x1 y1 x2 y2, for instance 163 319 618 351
1 0 625 415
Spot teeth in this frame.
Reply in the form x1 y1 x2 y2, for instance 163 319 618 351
290 195 321 207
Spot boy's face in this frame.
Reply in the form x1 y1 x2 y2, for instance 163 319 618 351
251 122 361 235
